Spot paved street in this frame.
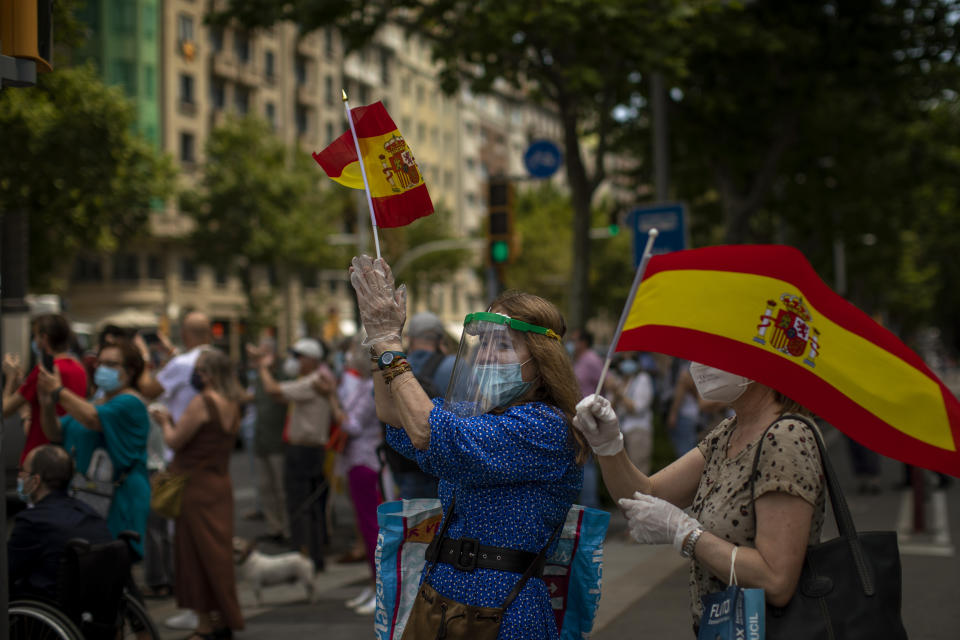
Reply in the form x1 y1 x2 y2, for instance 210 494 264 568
141 427 960 639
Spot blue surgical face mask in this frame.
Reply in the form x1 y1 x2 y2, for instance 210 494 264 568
618 360 639 376
565 342 575 357
31 339 42 362
16 475 34 504
475 359 532 408
94 366 122 392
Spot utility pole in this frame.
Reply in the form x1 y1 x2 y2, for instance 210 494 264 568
651 72 670 202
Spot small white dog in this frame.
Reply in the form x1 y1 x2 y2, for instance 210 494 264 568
233 537 315 604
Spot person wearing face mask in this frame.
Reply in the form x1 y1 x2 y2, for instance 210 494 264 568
574 362 826 635
8 445 113 600
249 337 338 573
350 255 586 640
35 339 151 559
609 358 654 475
150 349 245 639
3 313 89 465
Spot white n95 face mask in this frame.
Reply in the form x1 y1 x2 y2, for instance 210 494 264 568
689 362 752 404
282 356 301 378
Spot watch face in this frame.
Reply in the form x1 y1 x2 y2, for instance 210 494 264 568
380 352 396 367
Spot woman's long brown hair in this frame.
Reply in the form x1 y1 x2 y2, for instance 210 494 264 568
490 290 590 465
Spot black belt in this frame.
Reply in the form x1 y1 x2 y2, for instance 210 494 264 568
427 536 543 575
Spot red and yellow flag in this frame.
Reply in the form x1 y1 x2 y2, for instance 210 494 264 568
312 101 434 228
617 244 960 477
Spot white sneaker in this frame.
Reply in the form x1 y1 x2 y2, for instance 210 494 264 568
355 593 377 615
164 609 198 630
346 586 375 609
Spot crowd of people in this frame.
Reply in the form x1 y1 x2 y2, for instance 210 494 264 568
4 264 907 639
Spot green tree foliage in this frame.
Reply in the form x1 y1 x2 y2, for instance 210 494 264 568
0 64 175 290
181 116 352 328
616 0 960 344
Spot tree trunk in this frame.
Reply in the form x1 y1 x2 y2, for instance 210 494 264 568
561 108 595 332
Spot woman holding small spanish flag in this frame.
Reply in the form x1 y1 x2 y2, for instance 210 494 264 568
349 254 586 640
574 365 826 634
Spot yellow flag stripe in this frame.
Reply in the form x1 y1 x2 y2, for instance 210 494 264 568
628 269 955 451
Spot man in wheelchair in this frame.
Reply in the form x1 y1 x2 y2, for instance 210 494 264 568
9 445 159 639
9 445 113 600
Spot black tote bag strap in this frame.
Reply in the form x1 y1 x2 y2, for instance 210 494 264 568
750 413 876 596
500 519 562 611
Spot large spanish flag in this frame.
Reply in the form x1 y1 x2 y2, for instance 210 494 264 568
618 244 960 477
312 101 434 228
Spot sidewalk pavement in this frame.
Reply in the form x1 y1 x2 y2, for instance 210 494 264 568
143 425 959 638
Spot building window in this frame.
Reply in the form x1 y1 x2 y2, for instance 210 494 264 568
324 27 334 57
179 73 194 104
210 77 225 109
324 75 333 105
146 255 163 280
234 32 250 63
325 122 334 144
144 65 155 99
73 256 103 282
234 86 249 115
112 60 136 95
112 253 140 281
267 264 278 286
210 26 223 52
116 3 136 33
265 102 276 129
295 55 308 85
215 267 228 285
296 104 310 135
142 3 156 39
302 269 318 289
380 48 390 85
264 50 275 79
177 13 194 43
181 258 197 283
180 132 195 164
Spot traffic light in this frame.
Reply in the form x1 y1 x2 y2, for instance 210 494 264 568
487 177 516 266
0 0 54 73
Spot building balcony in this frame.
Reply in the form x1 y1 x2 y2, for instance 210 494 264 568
237 62 260 87
297 84 318 104
211 53 237 80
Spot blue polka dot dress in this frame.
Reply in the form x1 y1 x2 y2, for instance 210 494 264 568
386 399 583 640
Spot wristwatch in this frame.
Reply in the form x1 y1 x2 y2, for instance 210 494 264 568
376 350 407 370
681 527 704 559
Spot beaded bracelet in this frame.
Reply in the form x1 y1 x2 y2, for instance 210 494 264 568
382 361 413 384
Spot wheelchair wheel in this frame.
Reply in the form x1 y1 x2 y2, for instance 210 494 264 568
118 593 161 640
9 600 84 640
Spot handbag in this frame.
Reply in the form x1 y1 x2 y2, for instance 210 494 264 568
149 470 188 519
70 448 132 519
751 414 908 640
699 547 765 640
400 498 560 640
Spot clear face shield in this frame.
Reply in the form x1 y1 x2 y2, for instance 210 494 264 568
443 311 561 418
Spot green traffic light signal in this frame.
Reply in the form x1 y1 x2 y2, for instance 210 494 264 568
608 223 620 236
491 240 510 263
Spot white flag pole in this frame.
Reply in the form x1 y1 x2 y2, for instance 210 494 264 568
342 89 382 259
594 228 659 396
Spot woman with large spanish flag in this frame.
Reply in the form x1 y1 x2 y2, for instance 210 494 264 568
574 371 825 633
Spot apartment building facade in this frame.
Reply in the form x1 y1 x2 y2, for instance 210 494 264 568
67 1 566 352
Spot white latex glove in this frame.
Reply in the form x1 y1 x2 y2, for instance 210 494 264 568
572 393 623 456
349 255 407 347
618 492 701 553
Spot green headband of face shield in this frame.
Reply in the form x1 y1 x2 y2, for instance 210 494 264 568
463 312 562 342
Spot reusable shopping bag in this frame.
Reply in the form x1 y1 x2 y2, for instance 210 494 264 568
374 498 444 640
698 547 765 640
374 500 609 640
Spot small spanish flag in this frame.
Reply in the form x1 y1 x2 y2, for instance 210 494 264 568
617 244 960 477
312 101 434 228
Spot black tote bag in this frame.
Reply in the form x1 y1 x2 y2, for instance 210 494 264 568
751 414 908 640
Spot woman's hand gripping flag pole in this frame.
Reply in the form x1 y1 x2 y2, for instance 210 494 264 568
595 229 659 396
342 89 382 259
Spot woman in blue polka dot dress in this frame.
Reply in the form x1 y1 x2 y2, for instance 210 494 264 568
350 255 587 640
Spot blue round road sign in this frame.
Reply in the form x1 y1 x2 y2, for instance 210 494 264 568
524 140 563 179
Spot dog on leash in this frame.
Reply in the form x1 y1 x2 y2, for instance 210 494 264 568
232 537 315 604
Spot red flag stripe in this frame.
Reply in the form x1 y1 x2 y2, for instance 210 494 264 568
372 184 433 228
352 102 397 138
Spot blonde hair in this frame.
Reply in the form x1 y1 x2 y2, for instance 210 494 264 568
490 290 590 465
196 349 244 405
